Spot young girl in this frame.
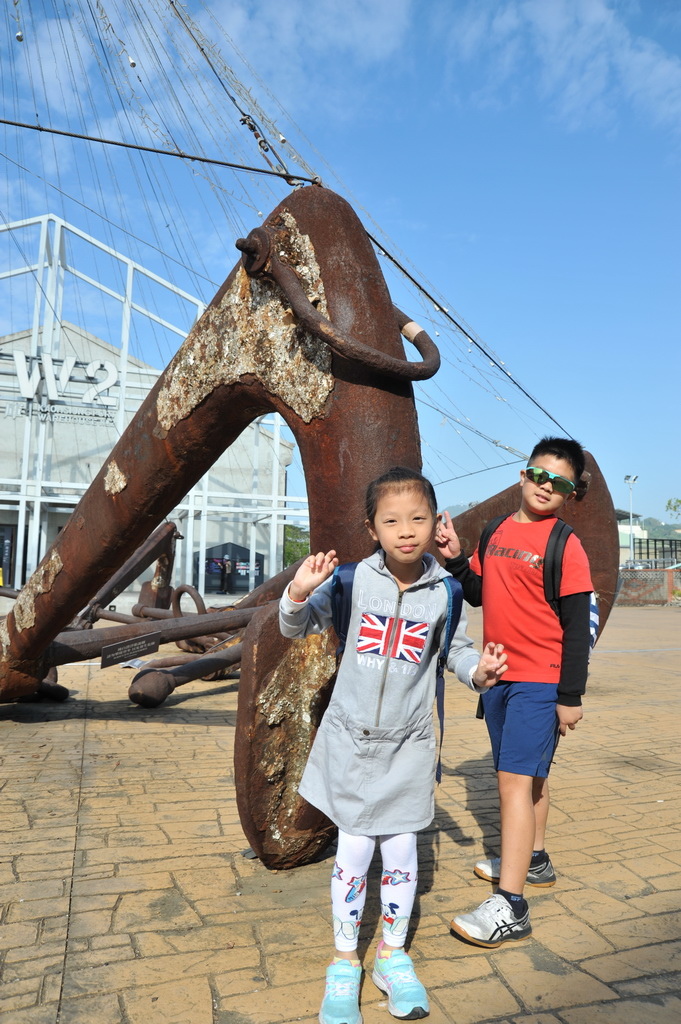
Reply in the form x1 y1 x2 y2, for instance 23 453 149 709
279 467 506 1024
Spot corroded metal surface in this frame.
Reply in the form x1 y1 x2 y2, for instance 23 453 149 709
236 225 440 380
235 603 338 868
232 193 430 867
44 607 257 666
128 643 243 708
0 184 427 865
0 182 620 874
78 521 181 626
0 186 423 700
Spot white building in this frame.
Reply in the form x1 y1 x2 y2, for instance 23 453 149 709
0 214 303 599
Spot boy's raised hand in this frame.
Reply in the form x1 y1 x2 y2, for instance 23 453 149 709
289 550 339 603
435 510 463 559
472 642 508 690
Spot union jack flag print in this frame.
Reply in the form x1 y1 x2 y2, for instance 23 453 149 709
356 613 430 664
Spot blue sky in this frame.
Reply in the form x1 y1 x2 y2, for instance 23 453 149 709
1 0 679 522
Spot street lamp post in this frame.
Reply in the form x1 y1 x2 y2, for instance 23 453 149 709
624 475 638 563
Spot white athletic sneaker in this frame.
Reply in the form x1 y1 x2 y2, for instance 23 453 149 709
474 854 556 887
451 893 532 948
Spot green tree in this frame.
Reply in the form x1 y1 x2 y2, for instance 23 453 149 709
283 524 310 567
666 499 681 521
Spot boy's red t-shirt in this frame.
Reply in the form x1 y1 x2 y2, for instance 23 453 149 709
470 515 593 684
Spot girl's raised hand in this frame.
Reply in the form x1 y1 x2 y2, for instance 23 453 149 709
289 550 339 602
435 510 462 559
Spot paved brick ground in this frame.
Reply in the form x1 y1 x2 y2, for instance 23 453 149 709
1 605 680 1023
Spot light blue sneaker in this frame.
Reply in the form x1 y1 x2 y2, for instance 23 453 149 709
372 948 429 1019
319 960 363 1024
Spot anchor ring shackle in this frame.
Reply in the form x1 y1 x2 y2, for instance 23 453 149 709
236 227 440 381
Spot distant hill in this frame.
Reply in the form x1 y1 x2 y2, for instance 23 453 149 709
444 502 478 518
642 517 681 540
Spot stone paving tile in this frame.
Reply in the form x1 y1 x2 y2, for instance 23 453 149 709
61 948 243 1000
0 1007 61 1024
0 976 44 1015
561 994 681 1023
3 939 66 966
70 870 174 897
0 606 680 1023
123 978 215 1024
555 861 656 899
626 888 681 913
615 970 681 998
555 888 645 925
583 938 681 983
135 920 257 957
2 953 63 983
425 974 522 1024
599 910 681 950
48 993 124 1024
3 897 69 929
489 946 618 1012
510 1016 563 1024
64 940 137 972
213 964 268 998
530 911 615 961
113 887 204 933
215 975 326 1023
0 922 39 952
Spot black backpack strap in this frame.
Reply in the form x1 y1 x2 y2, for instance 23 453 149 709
543 519 573 613
477 514 508 565
435 576 464 783
330 562 358 655
474 514 508 721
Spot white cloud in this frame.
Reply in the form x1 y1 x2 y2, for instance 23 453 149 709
441 0 681 134
4 10 98 123
200 0 415 119
209 0 413 64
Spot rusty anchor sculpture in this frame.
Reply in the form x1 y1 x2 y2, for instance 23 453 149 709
0 185 620 869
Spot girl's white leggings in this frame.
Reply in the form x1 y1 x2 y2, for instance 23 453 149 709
331 829 418 952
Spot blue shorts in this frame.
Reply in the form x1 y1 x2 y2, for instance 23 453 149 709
481 681 560 778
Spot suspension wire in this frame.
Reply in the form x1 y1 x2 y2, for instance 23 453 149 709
1 154 222 288
107 0 272 241
62 0 220 299
435 458 527 486
198 5 326 177
2 2 574 467
2 115 571 435
2 0 563 441
2 114 565 452
167 0 292 177
369 232 572 437
164 0 310 182
416 394 529 460
0 117 318 184
60 1 208 365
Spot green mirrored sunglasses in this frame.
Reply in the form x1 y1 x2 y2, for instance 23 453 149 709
524 466 575 495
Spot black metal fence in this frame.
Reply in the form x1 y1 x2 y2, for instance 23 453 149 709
634 537 681 564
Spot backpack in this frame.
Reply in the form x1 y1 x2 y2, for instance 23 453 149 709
330 562 463 783
474 514 599 718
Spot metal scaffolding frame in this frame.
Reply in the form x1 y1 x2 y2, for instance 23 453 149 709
0 213 308 594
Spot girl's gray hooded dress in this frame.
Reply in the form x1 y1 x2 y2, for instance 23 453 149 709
279 551 484 836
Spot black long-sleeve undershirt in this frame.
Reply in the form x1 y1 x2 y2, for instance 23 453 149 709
445 555 591 705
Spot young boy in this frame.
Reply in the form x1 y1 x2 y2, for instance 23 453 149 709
436 437 594 947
